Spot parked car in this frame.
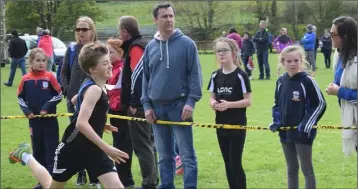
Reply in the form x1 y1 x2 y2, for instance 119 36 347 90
19 34 66 65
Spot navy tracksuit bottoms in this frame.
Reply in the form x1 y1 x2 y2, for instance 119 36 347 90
29 118 59 174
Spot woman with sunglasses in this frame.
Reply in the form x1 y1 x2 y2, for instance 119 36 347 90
60 16 101 187
325 16 358 156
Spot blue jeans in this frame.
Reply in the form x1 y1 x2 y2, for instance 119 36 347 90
152 100 197 189
7 57 27 85
174 140 179 157
256 51 270 79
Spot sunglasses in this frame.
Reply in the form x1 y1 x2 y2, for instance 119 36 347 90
328 31 339 37
75 28 91 32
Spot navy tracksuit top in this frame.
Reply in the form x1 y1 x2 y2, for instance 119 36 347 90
18 70 62 115
270 72 326 145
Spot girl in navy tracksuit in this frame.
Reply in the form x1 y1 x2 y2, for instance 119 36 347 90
17 48 62 179
208 37 252 189
270 45 326 189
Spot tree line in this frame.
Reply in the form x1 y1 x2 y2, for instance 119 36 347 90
5 0 105 37
174 0 357 41
5 0 358 41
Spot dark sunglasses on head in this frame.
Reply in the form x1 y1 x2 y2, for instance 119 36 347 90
75 28 90 32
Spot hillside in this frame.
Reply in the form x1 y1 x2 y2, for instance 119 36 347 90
95 1 258 30
96 2 156 29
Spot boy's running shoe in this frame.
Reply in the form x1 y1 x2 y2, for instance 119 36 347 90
9 143 31 165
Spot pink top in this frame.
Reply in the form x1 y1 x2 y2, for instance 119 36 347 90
38 35 53 57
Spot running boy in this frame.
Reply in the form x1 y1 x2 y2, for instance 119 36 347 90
270 45 326 189
9 42 129 189
207 37 252 189
17 48 62 189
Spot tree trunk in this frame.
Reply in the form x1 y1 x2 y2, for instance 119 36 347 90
207 0 214 41
292 0 299 40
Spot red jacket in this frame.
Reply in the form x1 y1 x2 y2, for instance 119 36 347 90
38 35 53 57
108 59 124 111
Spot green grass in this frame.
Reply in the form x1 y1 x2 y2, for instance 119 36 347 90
1 53 356 188
96 2 155 29
95 2 257 30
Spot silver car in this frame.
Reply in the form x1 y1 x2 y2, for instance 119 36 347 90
19 34 67 65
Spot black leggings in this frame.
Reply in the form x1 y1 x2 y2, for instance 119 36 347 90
217 130 246 189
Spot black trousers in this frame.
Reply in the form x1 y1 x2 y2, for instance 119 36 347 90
217 130 247 189
110 110 135 187
128 108 158 189
322 49 332 68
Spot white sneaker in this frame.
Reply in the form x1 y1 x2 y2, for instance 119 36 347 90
249 76 254 80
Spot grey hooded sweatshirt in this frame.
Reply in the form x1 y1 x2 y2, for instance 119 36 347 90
141 29 202 111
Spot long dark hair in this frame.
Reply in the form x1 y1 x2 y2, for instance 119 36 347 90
333 16 357 67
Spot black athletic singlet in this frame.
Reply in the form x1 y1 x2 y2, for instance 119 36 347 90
61 79 109 152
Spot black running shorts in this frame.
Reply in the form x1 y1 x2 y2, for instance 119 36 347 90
52 142 117 182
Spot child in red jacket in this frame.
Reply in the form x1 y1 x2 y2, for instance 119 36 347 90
106 38 135 187
17 48 62 188
107 39 124 112
38 30 54 72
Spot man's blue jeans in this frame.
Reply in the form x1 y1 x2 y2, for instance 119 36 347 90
256 51 270 79
7 57 27 85
152 99 197 189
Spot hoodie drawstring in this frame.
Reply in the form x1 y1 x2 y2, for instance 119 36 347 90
166 40 169 69
160 41 163 61
159 40 170 69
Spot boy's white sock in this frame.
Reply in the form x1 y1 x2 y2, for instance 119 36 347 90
22 152 33 165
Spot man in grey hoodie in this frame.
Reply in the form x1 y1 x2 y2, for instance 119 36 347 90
141 3 202 189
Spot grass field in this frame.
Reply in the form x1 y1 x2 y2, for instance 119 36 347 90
95 2 257 30
1 53 356 188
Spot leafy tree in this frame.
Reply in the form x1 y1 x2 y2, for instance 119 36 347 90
5 0 105 37
268 0 280 36
305 0 357 36
253 0 271 22
5 2 40 34
174 0 236 40
53 0 106 38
